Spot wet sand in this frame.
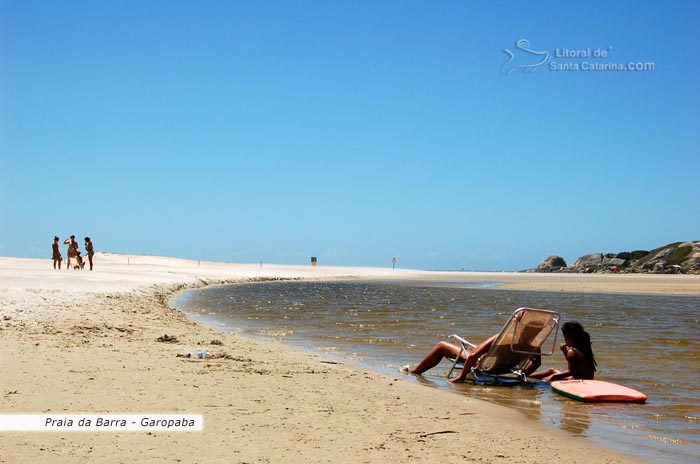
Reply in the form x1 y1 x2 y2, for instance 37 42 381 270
1 253 685 463
450 271 700 295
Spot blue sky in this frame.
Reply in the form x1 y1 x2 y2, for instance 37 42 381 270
1 1 698 270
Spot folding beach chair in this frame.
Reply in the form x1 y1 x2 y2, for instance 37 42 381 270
447 307 560 386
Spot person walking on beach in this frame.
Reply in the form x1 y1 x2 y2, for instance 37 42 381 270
52 236 63 269
84 237 95 270
529 321 597 381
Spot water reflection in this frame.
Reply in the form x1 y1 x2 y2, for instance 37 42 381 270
557 400 592 436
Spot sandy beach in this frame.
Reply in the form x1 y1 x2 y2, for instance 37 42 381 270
3 254 696 463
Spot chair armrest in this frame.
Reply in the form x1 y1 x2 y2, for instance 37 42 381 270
449 334 477 349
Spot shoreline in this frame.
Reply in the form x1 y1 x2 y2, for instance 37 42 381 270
0 254 670 462
3 252 700 297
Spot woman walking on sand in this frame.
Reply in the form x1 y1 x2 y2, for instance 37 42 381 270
52 236 63 269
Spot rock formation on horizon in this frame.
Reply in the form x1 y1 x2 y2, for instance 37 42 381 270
531 241 700 274
535 255 568 273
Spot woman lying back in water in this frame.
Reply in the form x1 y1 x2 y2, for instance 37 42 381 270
404 320 596 383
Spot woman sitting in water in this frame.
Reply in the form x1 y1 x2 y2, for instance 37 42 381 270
530 321 597 381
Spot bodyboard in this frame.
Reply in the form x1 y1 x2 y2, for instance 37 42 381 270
551 379 647 403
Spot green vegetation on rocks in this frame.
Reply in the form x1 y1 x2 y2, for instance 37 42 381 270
533 241 700 274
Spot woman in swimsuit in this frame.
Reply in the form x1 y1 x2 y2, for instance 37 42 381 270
402 310 544 383
530 321 597 381
63 235 84 269
52 236 63 269
84 237 95 270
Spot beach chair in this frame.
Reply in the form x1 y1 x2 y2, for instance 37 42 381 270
68 257 81 270
447 307 560 386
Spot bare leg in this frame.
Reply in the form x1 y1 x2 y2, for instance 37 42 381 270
448 333 499 382
409 333 500 379
468 334 498 360
410 341 465 375
529 367 558 379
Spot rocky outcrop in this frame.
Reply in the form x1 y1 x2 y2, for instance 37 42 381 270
535 255 567 273
572 253 603 270
624 241 700 274
532 241 700 274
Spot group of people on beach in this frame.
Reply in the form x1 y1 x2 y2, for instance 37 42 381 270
52 235 95 271
406 320 597 383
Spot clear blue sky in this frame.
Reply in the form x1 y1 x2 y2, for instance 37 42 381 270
1 1 698 270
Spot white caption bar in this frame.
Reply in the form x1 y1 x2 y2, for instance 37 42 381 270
0 414 203 431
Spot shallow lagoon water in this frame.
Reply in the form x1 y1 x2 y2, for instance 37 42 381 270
172 280 700 463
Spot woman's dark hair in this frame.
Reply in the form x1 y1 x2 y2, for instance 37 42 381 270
561 321 597 371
